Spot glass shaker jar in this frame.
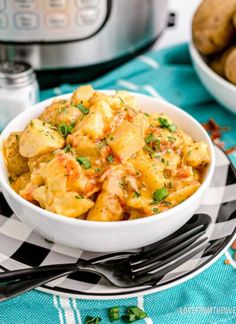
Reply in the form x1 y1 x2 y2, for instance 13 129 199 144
0 61 39 131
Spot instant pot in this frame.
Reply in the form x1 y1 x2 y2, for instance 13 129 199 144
0 0 170 87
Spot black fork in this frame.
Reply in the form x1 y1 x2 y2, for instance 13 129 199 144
0 213 211 301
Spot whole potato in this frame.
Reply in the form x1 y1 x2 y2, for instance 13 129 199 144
233 10 236 27
209 46 236 77
224 48 236 84
192 0 236 55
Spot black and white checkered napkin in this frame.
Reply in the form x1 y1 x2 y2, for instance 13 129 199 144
0 146 235 297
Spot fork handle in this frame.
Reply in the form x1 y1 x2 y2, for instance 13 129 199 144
0 263 77 301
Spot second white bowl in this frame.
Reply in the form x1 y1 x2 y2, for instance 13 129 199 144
189 42 236 115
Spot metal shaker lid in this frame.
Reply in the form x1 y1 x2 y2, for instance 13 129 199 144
0 61 36 88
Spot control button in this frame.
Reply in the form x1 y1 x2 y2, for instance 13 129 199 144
0 0 6 11
0 13 7 29
46 13 68 29
76 8 98 26
15 13 38 29
76 0 99 8
14 0 36 10
47 0 66 9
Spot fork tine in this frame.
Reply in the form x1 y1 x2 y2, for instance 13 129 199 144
142 214 211 254
131 237 208 276
131 230 206 268
131 225 205 263
90 252 136 265
133 240 209 285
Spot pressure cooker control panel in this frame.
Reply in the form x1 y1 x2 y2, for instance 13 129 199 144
0 0 108 42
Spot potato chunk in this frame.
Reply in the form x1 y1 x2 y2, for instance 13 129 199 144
11 172 31 193
3 132 29 176
39 99 82 126
166 183 200 207
184 141 210 168
87 191 123 221
71 85 94 106
130 153 165 192
80 109 105 140
78 101 113 140
108 121 145 161
33 187 94 218
68 134 100 159
19 119 65 158
45 153 81 193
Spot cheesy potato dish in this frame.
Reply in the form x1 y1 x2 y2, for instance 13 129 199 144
4 86 210 221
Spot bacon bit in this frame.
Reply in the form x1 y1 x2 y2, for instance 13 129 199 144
224 259 230 265
202 118 235 154
202 119 230 132
210 130 221 140
231 240 236 250
225 146 236 155
213 138 225 148
176 166 193 178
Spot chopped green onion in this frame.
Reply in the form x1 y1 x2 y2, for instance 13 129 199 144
153 187 168 203
58 123 68 137
107 154 114 163
67 122 75 133
64 144 71 153
122 306 148 322
127 306 147 319
85 316 101 324
133 191 141 198
152 207 159 213
76 156 91 169
95 168 101 173
58 122 74 138
76 102 89 114
109 306 120 321
122 314 136 322
144 112 150 117
158 117 177 132
145 133 155 144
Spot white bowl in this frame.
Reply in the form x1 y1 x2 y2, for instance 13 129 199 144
189 42 236 114
0 91 215 252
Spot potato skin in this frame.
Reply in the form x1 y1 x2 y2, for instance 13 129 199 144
224 48 236 84
192 0 236 55
209 46 236 77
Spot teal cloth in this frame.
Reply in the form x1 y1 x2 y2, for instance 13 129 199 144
0 43 236 324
